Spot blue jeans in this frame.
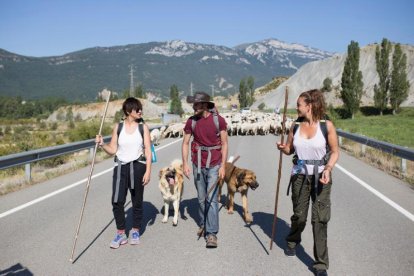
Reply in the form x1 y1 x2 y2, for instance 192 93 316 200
193 164 220 236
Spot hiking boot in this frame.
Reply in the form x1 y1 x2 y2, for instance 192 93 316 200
129 229 140 245
206 234 218 248
315 269 328 276
284 246 296 257
196 226 204 237
110 232 127 249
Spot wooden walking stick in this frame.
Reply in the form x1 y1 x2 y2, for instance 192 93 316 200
69 91 111 263
269 86 289 250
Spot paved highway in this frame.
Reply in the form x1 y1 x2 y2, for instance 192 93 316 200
1 135 413 275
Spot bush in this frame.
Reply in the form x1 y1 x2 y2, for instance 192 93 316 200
322 77 333 92
50 122 58 130
68 121 112 142
258 103 266 110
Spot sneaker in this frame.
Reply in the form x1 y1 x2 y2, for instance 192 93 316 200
196 226 204 237
110 232 127 249
284 246 296 257
206 234 218 248
315 269 328 276
129 229 140 245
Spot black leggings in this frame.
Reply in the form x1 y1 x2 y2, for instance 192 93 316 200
111 161 146 230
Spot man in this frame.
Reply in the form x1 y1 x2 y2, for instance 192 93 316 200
182 91 228 248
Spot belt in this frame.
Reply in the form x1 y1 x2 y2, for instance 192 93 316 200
196 145 221 181
113 158 137 203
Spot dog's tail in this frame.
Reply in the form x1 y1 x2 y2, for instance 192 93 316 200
171 159 183 172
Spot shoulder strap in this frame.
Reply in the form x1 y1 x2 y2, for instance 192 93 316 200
117 121 145 144
292 116 304 136
319 120 328 143
117 122 123 138
191 111 220 135
191 117 196 133
292 116 328 143
138 122 144 141
212 111 219 135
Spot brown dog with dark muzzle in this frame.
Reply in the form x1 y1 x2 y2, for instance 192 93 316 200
218 162 259 224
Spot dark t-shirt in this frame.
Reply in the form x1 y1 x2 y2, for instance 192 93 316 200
184 113 227 168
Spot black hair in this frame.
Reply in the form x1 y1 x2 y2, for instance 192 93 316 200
122 97 142 116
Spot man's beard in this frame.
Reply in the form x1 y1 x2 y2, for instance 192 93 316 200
193 108 204 116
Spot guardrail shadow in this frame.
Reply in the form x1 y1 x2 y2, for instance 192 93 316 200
0 263 33 275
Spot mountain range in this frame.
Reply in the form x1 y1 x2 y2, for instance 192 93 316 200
0 39 333 101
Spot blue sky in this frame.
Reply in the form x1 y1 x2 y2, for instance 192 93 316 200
1 0 413 57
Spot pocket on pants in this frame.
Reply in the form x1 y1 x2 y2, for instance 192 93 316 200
317 199 331 223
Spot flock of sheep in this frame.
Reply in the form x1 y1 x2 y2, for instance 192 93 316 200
150 112 295 145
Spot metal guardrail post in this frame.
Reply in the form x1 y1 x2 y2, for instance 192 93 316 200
89 148 94 161
25 163 31 183
401 158 407 176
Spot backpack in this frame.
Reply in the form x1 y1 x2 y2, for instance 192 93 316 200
115 118 148 162
288 115 331 197
117 119 144 142
190 108 221 180
291 115 330 165
191 107 220 136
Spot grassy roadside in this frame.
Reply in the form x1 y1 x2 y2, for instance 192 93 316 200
284 107 414 149
334 108 414 148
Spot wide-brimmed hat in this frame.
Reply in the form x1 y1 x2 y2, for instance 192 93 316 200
186 91 215 109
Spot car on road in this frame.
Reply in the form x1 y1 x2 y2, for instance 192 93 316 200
241 107 251 115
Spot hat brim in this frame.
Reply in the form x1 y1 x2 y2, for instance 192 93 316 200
186 96 215 109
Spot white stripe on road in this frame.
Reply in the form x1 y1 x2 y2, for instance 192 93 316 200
336 164 414 222
0 139 182 219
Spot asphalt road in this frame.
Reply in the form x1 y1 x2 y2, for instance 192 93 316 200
1 135 413 276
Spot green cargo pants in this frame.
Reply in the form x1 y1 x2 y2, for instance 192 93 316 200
286 173 332 271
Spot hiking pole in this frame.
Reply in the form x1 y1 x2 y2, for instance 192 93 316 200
198 155 240 240
69 91 111 263
269 86 289 250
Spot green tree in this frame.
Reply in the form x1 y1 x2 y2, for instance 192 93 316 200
66 107 74 121
122 89 130 99
247 76 255 106
238 78 248 108
389 43 410 114
169 84 184 116
134 84 146 99
322 77 333 92
374 38 392 115
340 40 364 119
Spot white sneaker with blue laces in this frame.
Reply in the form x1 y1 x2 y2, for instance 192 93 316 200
129 229 140 245
110 232 127 249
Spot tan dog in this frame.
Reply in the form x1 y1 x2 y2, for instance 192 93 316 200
218 162 259 224
158 159 184 226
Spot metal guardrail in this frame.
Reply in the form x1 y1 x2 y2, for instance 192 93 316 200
0 136 111 170
336 129 414 161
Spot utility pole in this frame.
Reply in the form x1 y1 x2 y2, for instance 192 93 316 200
129 65 134 97
209 84 215 99
190 82 193 96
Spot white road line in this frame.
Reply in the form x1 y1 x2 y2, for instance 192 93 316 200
0 139 182 219
336 164 414 222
